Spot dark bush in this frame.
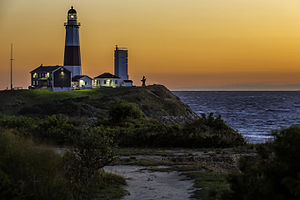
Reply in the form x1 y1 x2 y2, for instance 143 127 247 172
112 113 245 148
222 126 300 200
63 127 116 200
0 115 38 133
37 115 82 145
0 131 73 200
109 101 143 124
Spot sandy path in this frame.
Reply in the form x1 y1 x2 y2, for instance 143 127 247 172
104 165 195 200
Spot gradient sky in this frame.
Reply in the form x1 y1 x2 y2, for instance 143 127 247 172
1 0 300 90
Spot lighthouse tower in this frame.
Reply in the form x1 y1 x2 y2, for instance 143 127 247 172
64 6 81 77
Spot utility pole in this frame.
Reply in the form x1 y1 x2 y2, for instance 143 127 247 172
10 43 14 90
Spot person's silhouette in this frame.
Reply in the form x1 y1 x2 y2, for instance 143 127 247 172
141 76 146 87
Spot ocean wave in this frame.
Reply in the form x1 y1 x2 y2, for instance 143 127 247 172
265 108 291 112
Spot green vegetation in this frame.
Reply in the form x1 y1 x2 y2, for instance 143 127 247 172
109 101 143 124
0 85 197 121
222 126 300 200
0 100 245 148
0 130 126 200
0 131 72 200
104 110 245 148
187 171 229 200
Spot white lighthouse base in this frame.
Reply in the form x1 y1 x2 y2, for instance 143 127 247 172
64 66 81 77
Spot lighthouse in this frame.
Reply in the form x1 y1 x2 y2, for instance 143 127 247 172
64 6 81 77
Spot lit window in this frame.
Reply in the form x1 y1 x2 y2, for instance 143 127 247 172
33 73 37 78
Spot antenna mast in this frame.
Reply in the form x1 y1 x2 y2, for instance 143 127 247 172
10 44 13 90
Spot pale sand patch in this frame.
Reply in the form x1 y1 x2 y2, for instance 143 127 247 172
104 165 196 200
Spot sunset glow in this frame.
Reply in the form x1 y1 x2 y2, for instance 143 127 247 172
1 0 300 90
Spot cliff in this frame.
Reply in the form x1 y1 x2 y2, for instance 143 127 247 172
0 85 198 122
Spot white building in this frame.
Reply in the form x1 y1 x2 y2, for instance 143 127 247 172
114 46 133 87
72 75 93 90
94 73 121 88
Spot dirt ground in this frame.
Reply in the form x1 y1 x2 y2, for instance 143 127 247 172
104 165 196 200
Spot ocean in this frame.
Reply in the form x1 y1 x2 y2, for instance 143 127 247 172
173 91 300 143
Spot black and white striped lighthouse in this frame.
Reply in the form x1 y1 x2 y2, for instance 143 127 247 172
64 6 81 77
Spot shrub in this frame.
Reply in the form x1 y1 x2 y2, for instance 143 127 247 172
63 127 116 200
113 113 245 148
222 126 300 200
37 115 82 144
109 101 143 124
0 115 38 134
0 131 73 200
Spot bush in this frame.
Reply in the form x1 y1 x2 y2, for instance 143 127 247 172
63 127 117 200
0 115 38 134
0 131 73 200
222 126 300 200
112 113 245 148
0 127 123 200
109 101 143 124
37 115 82 145
181 113 245 147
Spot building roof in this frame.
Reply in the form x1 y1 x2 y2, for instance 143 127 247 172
30 65 63 73
72 75 92 82
94 73 120 79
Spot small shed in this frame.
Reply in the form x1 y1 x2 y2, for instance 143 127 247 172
72 75 93 90
122 80 133 87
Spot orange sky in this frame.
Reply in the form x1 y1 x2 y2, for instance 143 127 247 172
1 0 300 90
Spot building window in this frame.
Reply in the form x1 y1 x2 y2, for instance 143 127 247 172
115 80 118 84
33 73 37 78
104 80 106 84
